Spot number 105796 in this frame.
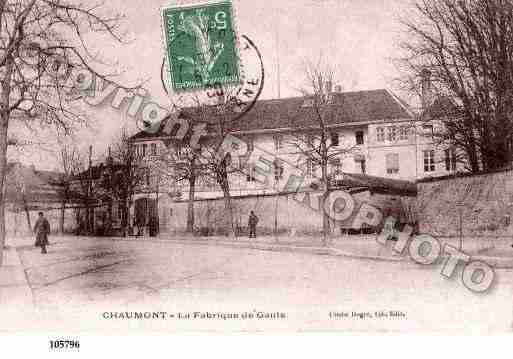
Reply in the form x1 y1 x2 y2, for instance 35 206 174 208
49 340 80 350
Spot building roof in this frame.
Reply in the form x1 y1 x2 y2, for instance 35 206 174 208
332 173 417 197
4 163 68 204
131 89 413 141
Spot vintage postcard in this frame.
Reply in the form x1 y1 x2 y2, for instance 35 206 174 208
1 0 513 348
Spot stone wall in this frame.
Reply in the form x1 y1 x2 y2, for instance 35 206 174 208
6 206 77 237
417 170 513 237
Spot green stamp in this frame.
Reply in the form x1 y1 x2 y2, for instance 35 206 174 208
161 1 240 91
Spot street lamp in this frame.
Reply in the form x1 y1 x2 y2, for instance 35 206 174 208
455 201 465 251
456 184 472 251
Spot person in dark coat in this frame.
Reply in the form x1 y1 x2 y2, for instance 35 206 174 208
34 212 50 254
248 211 259 239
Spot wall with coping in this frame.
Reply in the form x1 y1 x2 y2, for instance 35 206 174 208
417 170 513 237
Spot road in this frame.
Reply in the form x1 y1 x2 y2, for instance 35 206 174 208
10 237 513 332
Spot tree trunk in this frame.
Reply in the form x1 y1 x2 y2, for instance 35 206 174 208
274 194 278 237
107 200 112 236
186 175 196 233
221 185 235 237
121 197 129 237
0 56 14 266
123 197 133 237
216 159 235 237
23 198 32 234
60 201 65 234
320 130 330 246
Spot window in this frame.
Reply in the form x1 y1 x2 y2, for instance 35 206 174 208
399 126 410 141
246 164 256 182
306 159 313 177
150 143 157 156
177 146 189 160
141 143 147 157
355 131 364 145
376 127 385 142
273 134 284 150
146 169 151 185
445 148 457 171
273 160 284 181
330 158 342 176
246 137 254 152
301 98 314 107
387 126 397 142
360 159 366 174
422 124 434 137
330 132 339 147
386 153 399 174
423 150 436 172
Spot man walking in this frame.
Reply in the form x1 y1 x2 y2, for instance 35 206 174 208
248 211 259 239
34 212 50 254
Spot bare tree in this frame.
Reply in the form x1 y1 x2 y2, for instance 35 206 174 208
150 132 205 234
396 0 513 173
173 90 243 237
0 0 128 264
11 165 31 233
57 143 81 234
64 146 98 235
111 129 145 237
290 59 356 245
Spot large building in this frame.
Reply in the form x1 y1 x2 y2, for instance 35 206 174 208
131 88 460 201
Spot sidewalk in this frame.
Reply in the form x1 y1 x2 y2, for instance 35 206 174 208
4 235 83 252
0 246 34 314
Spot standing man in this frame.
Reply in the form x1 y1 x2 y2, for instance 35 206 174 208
34 212 50 254
248 211 259 239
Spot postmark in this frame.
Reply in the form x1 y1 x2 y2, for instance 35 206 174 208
160 34 264 128
161 1 240 91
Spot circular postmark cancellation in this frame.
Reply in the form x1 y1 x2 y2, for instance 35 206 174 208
148 33 264 134
135 1 265 136
161 1 240 91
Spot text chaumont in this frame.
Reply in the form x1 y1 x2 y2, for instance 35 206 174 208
102 311 167 320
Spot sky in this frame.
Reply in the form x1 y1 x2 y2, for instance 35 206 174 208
12 0 414 170
104 0 407 99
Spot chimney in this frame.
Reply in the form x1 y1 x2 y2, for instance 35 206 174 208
420 69 432 111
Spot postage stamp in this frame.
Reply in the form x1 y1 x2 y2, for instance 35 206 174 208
161 1 240 91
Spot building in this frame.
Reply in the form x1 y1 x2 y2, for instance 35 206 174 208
126 87 464 234
4 162 79 236
131 88 459 199
69 148 167 237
